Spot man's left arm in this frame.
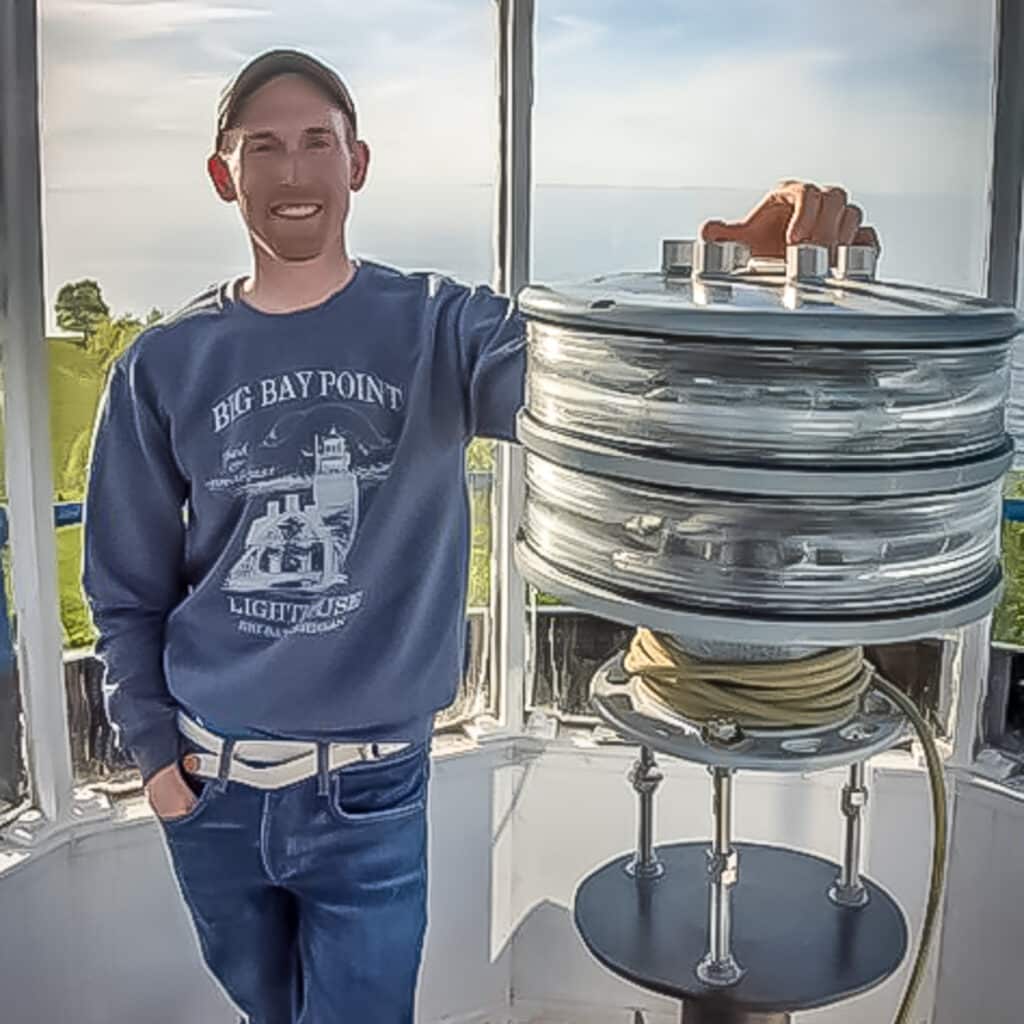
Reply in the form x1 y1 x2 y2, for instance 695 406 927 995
453 284 527 443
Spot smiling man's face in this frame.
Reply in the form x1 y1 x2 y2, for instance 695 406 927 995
208 72 370 263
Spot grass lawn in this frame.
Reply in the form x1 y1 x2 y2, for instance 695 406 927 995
0 337 107 504
58 524 95 648
50 339 107 651
468 485 492 609
49 338 108 500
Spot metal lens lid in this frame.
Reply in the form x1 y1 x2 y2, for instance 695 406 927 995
518 262 1022 346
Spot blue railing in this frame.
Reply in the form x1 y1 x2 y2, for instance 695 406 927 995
55 502 83 527
1004 498 1024 523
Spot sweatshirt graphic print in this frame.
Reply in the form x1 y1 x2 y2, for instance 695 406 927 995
207 366 404 641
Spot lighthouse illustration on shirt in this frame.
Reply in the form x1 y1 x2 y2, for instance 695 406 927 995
202 365 406 640
223 428 360 595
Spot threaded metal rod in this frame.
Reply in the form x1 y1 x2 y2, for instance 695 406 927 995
709 768 734 966
626 746 664 879
829 761 870 908
697 767 744 987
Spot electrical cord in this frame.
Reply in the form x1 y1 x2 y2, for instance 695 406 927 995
623 628 948 1024
623 629 873 728
872 672 947 1024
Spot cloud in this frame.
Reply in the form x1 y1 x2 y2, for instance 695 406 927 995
539 13 609 60
533 0 995 194
44 0 996 194
534 47 991 194
40 0 498 189
43 0 273 38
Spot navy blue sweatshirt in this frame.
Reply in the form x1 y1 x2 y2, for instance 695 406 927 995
82 260 526 781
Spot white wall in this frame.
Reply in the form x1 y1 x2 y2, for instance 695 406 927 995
0 820 235 1024
0 741 1020 1024
0 744 512 1024
932 775 1024 1024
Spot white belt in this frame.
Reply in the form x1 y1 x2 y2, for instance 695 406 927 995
177 712 412 791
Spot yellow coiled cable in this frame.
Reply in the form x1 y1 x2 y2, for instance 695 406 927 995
623 629 873 728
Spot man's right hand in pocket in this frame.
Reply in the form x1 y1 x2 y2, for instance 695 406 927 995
146 761 199 821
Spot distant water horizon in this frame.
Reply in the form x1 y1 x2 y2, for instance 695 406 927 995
42 183 992 331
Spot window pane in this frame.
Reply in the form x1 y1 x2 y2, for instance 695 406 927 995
40 0 499 776
437 438 497 729
993 201 1024 651
993 461 1024 648
528 602 632 721
987 647 1024 755
535 1 996 289
529 1 998 720
64 652 135 790
864 640 947 726
0 390 29 815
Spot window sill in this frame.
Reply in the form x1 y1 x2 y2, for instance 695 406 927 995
0 729 999 883
953 746 1024 800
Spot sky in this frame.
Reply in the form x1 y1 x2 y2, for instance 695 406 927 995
534 0 996 193
37 0 1000 320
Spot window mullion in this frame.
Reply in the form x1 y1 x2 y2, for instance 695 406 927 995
985 0 1024 305
0 0 74 823
492 0 534 735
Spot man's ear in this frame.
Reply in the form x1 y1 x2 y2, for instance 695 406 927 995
350 141 371 193
207 153 237 202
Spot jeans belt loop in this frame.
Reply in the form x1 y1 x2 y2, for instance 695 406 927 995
215 738 237 793
316 743 331 797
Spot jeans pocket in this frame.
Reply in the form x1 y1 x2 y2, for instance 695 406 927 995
328 744 429 824
159 769 216 830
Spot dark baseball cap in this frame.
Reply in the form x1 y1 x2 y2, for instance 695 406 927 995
216 48 358 148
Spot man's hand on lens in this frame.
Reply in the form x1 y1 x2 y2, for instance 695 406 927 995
700 180 880 260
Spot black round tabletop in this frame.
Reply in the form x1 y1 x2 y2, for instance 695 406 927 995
574 842 908 1014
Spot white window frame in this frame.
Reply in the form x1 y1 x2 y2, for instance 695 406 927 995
968 0 1024 789
490 0 533 736
985 0 1024 308
0 0 74 833
2 0 1024 847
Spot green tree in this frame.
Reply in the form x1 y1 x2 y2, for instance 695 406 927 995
55 279 109 342
93 314 146 375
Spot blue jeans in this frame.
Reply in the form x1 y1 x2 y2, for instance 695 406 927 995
158 738 431 1024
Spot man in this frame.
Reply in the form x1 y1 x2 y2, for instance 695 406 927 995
82 48 879 1024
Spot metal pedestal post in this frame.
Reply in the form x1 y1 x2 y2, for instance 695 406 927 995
679 1003 791 1024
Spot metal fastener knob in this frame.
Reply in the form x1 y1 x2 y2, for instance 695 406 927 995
662 238 695 277
695 239 751 277
704 717 742 745
835 244 879 281
786 243 829 282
